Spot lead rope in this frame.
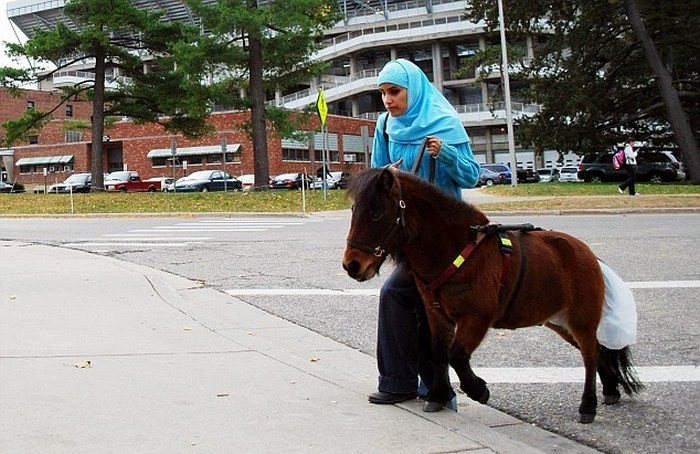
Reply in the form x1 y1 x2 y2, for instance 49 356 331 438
409 138 436 183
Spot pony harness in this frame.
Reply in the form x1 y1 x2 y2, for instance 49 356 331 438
419 223 542 310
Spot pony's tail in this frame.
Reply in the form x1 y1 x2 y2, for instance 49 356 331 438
599 345 644 395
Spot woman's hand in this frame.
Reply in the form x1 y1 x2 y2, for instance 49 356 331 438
426 136 442 157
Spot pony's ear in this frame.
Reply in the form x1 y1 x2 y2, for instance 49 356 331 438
378 166 396 193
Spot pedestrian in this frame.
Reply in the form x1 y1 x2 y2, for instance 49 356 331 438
368 58 481 411
618 137 639 196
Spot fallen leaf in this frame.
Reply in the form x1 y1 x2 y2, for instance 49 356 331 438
309 357 320 363
74 360 92 369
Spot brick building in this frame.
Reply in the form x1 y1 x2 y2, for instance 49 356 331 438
1 88 375 189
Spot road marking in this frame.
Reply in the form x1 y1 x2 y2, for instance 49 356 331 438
67 217 319 248
459 366 700 383
65 242 205 247
226 280 700 297
628 280 700 288
226 289 380 296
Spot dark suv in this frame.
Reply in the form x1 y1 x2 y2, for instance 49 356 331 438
577 148 685 183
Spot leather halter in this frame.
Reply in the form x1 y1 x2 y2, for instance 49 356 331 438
345 180 407 258
346 138 430 257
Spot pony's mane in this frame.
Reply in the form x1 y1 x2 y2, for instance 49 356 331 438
348 168 489 234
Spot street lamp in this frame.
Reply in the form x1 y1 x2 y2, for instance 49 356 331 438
497 0 518 187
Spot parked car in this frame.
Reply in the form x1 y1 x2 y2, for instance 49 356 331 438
558 166 581 182
480 163 539 184
476 167 506 187
312 171 352 190
332 171 352 189
172 170 242 192
480 164 511 184
237 174 255 191
537 168 560 183
0 181 24 193
577 148 686 183
269 172 312 190
105 171 161 192
47 172 92 193
143 177 175 192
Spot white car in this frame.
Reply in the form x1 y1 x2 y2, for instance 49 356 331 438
537 168 560 182
558 166 581 182
237 174 255 191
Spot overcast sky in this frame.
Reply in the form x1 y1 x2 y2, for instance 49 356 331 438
1 0 29 68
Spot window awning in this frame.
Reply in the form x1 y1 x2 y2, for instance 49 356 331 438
147 144 241 158
15 155 74 166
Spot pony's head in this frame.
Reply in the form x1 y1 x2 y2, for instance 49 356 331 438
342 167 409 281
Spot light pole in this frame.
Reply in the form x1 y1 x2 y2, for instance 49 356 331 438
498 0 518 187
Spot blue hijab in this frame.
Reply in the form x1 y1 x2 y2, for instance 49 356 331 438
377 59 469 146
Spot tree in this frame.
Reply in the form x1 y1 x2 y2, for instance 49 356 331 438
622 0 699 183
185 0 340 190
0 0 216 190
466 0 699 182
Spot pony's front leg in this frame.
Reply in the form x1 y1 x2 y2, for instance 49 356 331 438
450 319 491 404
418 311 455 412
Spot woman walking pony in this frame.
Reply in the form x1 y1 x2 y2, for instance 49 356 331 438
367 58 480 410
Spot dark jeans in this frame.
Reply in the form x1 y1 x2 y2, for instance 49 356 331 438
619 165 637 195
376 265 453 399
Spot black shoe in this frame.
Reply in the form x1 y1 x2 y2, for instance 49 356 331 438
368 391 417 404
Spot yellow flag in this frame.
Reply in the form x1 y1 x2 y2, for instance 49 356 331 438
316 89 328 126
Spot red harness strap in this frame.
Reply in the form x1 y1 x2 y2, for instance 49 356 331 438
419 231 514 310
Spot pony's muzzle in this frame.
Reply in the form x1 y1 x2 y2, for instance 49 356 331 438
342 249 380 282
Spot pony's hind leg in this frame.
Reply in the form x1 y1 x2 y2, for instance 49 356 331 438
546 322 598 423
597 346 621 405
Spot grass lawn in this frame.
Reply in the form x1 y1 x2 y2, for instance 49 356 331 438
0 182 698 215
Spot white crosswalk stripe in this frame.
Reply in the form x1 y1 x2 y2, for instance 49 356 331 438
64 217 319 248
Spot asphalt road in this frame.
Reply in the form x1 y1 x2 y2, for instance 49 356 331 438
0 209 697 454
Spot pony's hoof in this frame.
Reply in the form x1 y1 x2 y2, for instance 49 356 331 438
603 394 620 405
579 413 595 424
477 387 490 404
422 401 444 412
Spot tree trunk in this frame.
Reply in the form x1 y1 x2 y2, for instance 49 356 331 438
623 0 699 183
248 33 270 190
91 43 107 190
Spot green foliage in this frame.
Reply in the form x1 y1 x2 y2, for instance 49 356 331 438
466 0 699 154
185 0 340 140
0 0 218 145
1 109 51 146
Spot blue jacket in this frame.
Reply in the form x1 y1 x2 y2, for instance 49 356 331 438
371 113 480 200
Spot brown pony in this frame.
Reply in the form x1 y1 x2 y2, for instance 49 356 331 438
342 167 642 423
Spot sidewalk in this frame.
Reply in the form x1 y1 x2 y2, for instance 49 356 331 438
0 240 601 454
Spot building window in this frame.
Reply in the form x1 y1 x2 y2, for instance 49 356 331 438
153 157 168 167
186 155 203 165
27 100 35 110
65 105 73 117
29 135 39 144
66 130 84 142
282 148 311 161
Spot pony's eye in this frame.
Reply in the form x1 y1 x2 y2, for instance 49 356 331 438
370 210 383 222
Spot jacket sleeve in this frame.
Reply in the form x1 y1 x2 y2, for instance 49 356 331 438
435 141 481 189
371 115 390 168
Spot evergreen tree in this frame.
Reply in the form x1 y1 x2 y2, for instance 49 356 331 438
0 0 216 190
185 0 340 190
467 0 699 182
